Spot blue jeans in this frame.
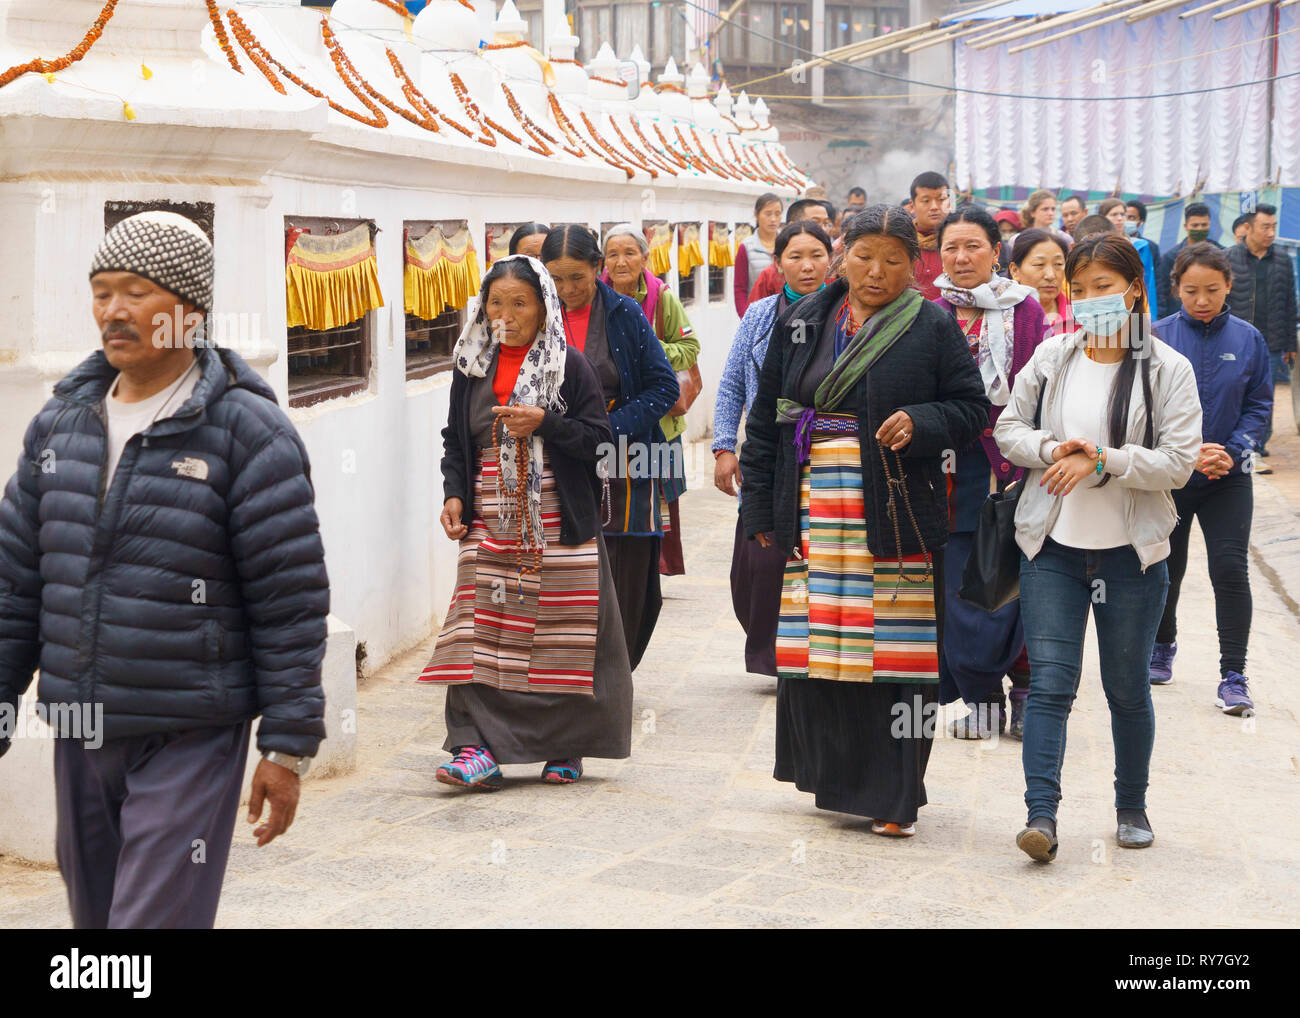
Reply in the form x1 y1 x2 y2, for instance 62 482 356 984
1018 539 1169 823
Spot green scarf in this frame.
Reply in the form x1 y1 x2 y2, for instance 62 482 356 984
775 287 924 424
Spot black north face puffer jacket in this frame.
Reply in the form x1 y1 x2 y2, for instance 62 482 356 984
0 346 329 757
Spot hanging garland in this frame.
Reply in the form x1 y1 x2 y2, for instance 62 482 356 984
651 123 691 172
610 117 676 177
321 19 438 133
0 0 119 90
592 114 656 179
653 82 686 95
579 112 638 180
448 71 497 146
501 82 557 157
691 127 739 180
386 49 480 140
545 93 592 160
226 10 388 128
206 1 242 74
638 121 687 172
482 40 529 51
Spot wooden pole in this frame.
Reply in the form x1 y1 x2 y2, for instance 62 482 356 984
970 1 1137 49
1179 0 1235 18
902 16 1019 53
802 0 1017 68
1212 0 1276 18
1126 0 1201 22
1008 4 1156 53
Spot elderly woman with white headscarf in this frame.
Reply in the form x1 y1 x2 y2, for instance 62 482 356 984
933 205 1048 742
601 222 699 575
418 255 632 791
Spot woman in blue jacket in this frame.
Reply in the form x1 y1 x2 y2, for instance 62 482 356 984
542 225 680 673
1150 243 1272 717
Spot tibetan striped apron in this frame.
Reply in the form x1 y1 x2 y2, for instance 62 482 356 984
420 449 599 694
775 414 939 684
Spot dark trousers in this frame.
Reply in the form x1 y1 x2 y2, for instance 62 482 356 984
55 721 251 928
1019 540 1167 823
729 511 786 676
605 534 662 671
939 532 1030 707
1157 473 1253 676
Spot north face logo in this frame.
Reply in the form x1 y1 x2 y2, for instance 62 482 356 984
171 457 209 481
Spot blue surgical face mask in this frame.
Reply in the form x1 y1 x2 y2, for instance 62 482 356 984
1124 220 1140 237
1071 281 1135 336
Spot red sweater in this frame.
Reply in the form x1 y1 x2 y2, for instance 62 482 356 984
493 339 535 404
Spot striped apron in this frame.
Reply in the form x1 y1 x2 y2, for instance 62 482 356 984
775 414 939 684
420 449 599 694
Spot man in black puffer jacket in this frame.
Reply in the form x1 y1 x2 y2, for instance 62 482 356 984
0 211 329 928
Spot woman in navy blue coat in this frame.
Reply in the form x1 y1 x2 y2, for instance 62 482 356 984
542 225 679 671
1150 243 1273 717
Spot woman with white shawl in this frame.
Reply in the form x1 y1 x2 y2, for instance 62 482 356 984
418 256 632 791
932 205 1049 742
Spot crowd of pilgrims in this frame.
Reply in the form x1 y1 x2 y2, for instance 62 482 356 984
421 173 1280 862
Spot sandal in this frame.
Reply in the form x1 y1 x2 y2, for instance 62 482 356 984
541 758 583 784
871 820 916 837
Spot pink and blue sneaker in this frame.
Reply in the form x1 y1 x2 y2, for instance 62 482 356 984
437 745 504 791
1216 672 1255 717
541 758 583 784
1148 642 1176 685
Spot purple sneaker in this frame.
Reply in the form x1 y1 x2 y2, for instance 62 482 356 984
1216 672 1255 717
1148 642 1176 685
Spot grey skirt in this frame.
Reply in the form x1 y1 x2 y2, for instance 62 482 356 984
443 533 634 764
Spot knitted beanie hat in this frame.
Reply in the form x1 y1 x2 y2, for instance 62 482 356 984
90 211 214 311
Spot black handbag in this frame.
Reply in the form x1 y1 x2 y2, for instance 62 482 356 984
958 377 1044 612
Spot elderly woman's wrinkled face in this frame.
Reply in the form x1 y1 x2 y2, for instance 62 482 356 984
484 275 544 346
514 233 545 260
940 222 999 290
844 233 913 311
545 256 600 311
604 236 646 293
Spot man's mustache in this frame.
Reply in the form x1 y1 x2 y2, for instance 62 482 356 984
102 324 139 342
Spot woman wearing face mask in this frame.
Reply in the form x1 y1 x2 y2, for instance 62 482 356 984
742 205 988 837
542 225 680 673
994 234 1202 861
934 206 1048 741
735 193 783 317
601 223 699 577
1099 198 1159 319
714 220 833 676
1009 228 1071 335
420 256 630 790
1149 244 1272 718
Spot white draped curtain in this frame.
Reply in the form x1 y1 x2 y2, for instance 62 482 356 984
955 8 1277 195
1273 6 1300 185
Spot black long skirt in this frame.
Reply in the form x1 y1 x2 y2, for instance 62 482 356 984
729 512 786 676
605 534 662 672
774 548 946 824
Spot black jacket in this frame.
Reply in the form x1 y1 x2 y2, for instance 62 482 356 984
1226 242 1298 354
0 346 329 757
740 282 989 559
442 347 613 545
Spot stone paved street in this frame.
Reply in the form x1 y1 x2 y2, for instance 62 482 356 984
2 437 1298 929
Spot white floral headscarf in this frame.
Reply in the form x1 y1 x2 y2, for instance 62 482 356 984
935 272 1036 406
453 255 568 547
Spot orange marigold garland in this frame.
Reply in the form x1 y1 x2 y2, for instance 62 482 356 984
640 121 687 171
226 10 387 127
691 126 739 180
545 93 593 160
372 0 414 19
321 20 439 132
0 0 120 90
579 112 639 180
449 71 497 146
651 123 692 171
610 117 676 177
206 0 242 74
387 51 479 139
501 83 556 157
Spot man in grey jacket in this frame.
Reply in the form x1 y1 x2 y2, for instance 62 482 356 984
0 212 330 928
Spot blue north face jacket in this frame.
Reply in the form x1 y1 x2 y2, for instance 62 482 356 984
0 345 329 757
